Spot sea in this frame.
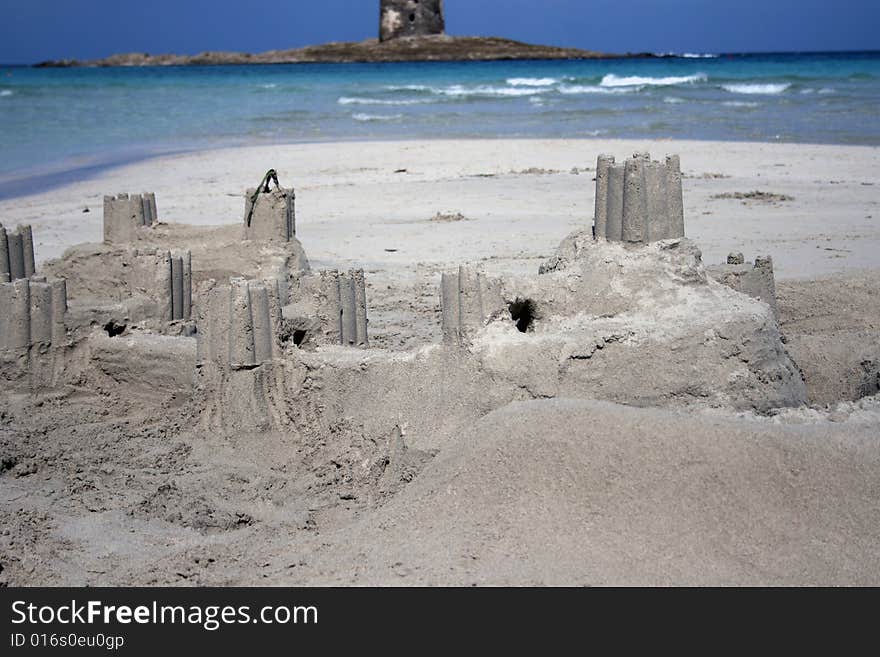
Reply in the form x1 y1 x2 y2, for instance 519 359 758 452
0 51 878 198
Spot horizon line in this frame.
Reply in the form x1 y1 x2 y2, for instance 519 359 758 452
1 47 879 68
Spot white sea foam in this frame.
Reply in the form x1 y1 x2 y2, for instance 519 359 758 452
506 77 558 87
663 96 685 104
439 84 547 97
344 84 551 104
338 96 430 106
383 84 430 91
352 113 403 122
721 83 791 95
722 100 760 108
0 90 13 97
653 52 718 58
600 73 706 87
259 83 278 89
558 84 640 95
800 87 835 95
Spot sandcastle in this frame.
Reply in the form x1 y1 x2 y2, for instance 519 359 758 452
2 154 817 434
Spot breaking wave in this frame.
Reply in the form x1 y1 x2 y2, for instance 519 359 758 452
722 100 760 108
0 90 13 97
558 84 640 95
600 73 707 87
506 77 559 87
338 96 430 106
721 83 791 95
352 113 403 122
383 84 431 92
438 85 547 97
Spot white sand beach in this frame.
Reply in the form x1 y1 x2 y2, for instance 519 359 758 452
4 139 878 280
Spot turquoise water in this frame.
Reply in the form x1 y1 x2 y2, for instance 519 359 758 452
1 52 878 195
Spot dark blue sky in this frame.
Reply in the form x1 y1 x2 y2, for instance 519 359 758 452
0 0 877 63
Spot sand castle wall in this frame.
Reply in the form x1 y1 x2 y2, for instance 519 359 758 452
128 248 193 323
103 193 158 243
284 270 369 348
707 253 778 315
440 266 504 344
40 245 194 340
197 277 284 370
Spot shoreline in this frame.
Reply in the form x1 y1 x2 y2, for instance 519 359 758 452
3 135 880 203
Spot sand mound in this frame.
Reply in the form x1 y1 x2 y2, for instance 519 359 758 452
777 274 880 405
293 398 880 586
470 235 807 411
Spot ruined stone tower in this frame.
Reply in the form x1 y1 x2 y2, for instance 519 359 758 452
379 0 445 42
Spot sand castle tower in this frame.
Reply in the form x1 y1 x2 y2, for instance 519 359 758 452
593 152 685 244
379 0 445 42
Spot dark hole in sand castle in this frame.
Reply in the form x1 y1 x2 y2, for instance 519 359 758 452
508 298 537 333
103 321 126 337
293 330 308 348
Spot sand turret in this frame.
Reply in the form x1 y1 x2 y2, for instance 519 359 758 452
1 223 36 282
0 276 67 353
593 153 685 244
103 193 158 243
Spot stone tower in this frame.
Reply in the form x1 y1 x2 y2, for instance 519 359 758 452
379 0 445 42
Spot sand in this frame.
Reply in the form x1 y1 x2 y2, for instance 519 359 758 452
1 139 879 586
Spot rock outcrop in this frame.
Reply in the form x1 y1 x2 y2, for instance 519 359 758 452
380 0 445 42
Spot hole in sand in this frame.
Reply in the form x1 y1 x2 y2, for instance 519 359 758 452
103 321 126 337
409 13 416 22
508 298 537 333
293 330 308 348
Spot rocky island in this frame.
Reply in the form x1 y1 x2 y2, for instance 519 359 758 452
35 1 648 67
35 35 645 68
